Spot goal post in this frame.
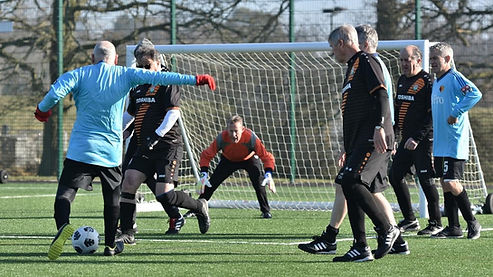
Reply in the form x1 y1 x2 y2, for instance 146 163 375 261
126 40 487 216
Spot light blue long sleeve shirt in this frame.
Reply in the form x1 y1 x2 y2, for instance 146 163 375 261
373 53 395 125
431 69 482 159
38 62 196 167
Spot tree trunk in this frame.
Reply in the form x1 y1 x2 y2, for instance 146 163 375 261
38 1 62 176
376 0 401 40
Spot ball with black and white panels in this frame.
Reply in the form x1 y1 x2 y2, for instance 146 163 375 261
71 226 100 254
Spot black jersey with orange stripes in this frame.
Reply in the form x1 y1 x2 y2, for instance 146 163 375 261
340 51 394 153
127 70 181 148
394 70 433 142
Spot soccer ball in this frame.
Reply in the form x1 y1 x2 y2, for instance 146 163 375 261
71 226 100 254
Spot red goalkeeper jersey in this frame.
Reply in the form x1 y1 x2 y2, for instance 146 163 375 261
199 128 275 170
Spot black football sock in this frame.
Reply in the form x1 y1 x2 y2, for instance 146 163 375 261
146 181 181 218
104 204 119 247
54 198 71 230
420 178 442 225
342 182 391 231
324 225 339 243
157 190 200 211
164 205 182 219
391 177 415 221
346 197 367 246
444 192 460 227
455 189 476 222
120 192 136 232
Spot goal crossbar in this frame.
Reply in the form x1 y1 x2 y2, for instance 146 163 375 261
127 40 486 217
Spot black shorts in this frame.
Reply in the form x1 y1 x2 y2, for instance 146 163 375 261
335 142 390 192
434 157 465 180
391 137 434 178
128 144 183 183
59 158 122 191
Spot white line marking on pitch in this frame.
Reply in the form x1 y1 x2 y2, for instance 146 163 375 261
0 193 92 199
1 228 491 246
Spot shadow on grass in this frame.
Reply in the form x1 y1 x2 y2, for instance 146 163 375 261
0 251 329 265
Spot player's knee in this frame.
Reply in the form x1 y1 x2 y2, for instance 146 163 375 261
156 190 176 205
388 169 404 187
122 178 140 193
443 180 463 194
120 192 136 204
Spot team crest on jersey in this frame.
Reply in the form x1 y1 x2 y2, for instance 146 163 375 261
413 84 419 91
461 85 472 93
439 85 444 92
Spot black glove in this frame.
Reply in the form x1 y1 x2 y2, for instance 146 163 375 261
145 132 162 151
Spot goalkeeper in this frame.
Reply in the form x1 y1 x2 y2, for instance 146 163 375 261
193 115 275 219
117 41 212 245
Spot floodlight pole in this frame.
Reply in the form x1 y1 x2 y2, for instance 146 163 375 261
322 7 346 31
415 0 421 39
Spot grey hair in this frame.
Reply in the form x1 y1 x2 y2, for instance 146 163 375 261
430 42 453 58
228 115 244 126
355 24 378 52
134 38 159 67
328 24 358 46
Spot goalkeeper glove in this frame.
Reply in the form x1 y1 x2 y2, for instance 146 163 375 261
34 106 52 122
196 172 211 195
261 172 276 193
196 74 216 90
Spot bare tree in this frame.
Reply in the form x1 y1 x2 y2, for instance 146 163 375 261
0 0 288 175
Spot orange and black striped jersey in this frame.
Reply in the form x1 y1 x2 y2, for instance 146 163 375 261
394 70 433 142
199 128 275 171
341 51 394 153
127 72 181 149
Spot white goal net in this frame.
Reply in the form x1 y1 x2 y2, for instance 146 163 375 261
126 40 487 216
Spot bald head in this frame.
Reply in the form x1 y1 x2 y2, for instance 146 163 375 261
92 41 118 65
399 45 422 77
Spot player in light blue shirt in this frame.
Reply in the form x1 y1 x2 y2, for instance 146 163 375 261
431 65 481 160
429 42 481 240
36 41 216 259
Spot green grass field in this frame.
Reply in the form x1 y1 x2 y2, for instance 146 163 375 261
0 182 492 276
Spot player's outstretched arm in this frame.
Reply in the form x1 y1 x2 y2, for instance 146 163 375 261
196 74 216 90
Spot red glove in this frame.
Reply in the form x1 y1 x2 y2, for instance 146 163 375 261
196 74 216 90
34 106 52 122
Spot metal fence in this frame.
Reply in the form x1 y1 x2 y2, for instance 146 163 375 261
0 0 492 182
